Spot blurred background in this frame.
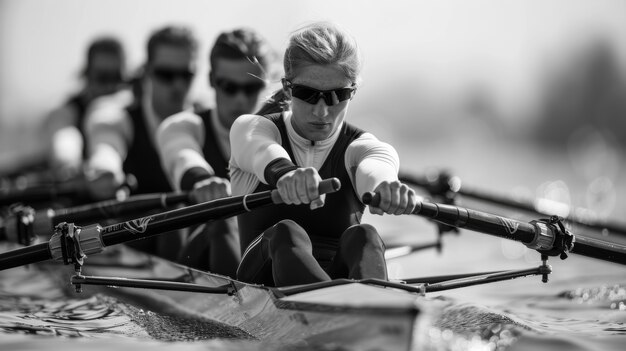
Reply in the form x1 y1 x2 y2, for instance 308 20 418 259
1 0 625 219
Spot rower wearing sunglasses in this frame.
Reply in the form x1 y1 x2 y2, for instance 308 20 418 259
84 25 199 260
156 28 275 276
230 22 418 287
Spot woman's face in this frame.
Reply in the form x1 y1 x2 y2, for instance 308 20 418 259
286 65 354 141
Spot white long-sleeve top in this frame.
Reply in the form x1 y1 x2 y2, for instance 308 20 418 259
229 111 400 198
156 109 230 191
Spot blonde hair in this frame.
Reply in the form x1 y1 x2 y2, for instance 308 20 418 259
283 22 361 84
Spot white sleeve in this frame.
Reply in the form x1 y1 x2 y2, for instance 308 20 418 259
156 111 212 191
84 100 132 181
345 132 400 198
44 104 83 170
229 114 290 184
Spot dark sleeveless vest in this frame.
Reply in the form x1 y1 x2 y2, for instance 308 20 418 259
122 104 172 195
238 113 366 251
197 110 230 179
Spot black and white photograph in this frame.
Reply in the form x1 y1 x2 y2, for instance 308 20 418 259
1 1 625 350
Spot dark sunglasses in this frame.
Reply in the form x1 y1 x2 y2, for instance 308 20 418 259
215 78 265 96
151 67 195 84
284 80 356 106
90 71 123 85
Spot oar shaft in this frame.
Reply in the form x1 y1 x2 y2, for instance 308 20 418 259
572 235 626 265
417 202 537 244
363 192 626 265
49 192 189 226
0 183 75 206
0 244 51 270
399 172 626 235
0 178 341 271
100 192 262 246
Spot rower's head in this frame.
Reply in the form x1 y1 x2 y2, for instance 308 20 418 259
209 28 274 130
83 37 126 100
282 22 361 142
145 25 198 119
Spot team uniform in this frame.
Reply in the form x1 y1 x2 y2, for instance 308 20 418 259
86 87 188 259
157 109 230 191
230 111 399 286
156 109 238 273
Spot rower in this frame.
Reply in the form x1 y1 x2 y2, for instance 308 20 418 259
84 26 199 260
42 37 127 184
230 22 419 287
156 28 276 277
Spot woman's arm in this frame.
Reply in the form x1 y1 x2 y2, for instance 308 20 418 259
346 133 416 215
230 114 291 185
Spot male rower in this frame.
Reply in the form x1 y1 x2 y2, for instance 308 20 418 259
85 25 199 260
157 28 275 276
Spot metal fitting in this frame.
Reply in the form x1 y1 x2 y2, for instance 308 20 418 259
49 223 104 262
526 220 556 251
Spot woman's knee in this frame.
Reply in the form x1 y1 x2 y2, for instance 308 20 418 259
341 224 385 249
267 220 312 253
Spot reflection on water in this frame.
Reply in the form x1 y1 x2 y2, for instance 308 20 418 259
0 295 138 337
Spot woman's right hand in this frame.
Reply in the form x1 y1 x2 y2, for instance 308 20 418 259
276 167 325 209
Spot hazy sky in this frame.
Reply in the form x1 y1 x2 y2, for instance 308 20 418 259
1 0 625 162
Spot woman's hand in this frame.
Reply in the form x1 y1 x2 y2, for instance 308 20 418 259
368 180 417 215
191 176 231 204
276 167 325 209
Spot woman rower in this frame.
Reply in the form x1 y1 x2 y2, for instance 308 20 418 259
230 22 417 287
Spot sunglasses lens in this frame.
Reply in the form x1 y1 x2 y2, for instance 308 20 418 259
291 85 320 104
219 81 239 95
290 84 355 105
91 71 122 84
334 88 354 102
153 68 193 83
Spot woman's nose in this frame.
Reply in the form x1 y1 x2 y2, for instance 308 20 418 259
312 98 329 117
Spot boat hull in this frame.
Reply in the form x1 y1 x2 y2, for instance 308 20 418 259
45 246 421 350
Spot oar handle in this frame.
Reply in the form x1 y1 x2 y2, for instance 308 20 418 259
270 178 341 204
362 192 416 212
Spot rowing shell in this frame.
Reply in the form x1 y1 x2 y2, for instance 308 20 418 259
39 245 423 351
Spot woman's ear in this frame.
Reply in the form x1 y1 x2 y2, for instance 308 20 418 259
281 78 292 99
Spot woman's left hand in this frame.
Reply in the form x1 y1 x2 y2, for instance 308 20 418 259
368 180 417 215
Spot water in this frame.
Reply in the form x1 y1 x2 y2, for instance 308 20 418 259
1 127 625 350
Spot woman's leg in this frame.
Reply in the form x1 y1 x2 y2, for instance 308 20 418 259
267 220 331 286
237 220 330 286
328 224 388 280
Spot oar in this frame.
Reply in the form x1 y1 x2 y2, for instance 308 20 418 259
0 192 191 245
399 171 626 236
0 178 341 271
0 181 81 206
0 173 137 206
363 192 626 265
